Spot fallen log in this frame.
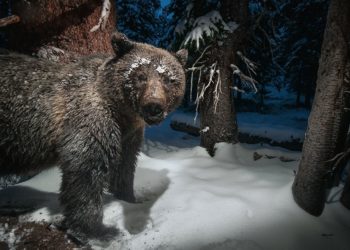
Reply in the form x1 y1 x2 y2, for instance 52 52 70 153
170 119 303 151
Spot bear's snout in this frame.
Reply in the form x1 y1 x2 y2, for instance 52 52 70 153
142 102 165 125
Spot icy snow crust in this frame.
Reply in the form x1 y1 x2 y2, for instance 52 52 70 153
0 138 349 249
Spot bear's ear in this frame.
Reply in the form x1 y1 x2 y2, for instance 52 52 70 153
111 32 134 57
175 49 188 67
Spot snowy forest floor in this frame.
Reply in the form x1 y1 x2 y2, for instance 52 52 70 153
0 109 349 250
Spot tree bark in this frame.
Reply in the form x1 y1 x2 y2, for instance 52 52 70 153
341 171 350 209
292 0 350 216
199 0 248 156
6 0 116 56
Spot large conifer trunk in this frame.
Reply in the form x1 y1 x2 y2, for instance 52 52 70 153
199 0 248 155
292 0 350 216
6 0 115 56
341 171 350 208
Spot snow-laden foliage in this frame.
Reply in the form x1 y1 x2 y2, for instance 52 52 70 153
182 10 237 49
168 1 236 51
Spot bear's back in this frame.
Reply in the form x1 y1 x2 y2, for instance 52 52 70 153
0 54 108 174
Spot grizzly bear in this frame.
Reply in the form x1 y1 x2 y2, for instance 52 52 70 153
0 32 187 239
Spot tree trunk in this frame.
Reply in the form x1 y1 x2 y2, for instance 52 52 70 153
296 62 303 108
341 171 350 209
259 81 265 112
292 0 350 216
200 43 239 156
6 0 115 56
199 0 248 156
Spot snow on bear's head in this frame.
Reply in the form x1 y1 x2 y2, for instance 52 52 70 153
111 32 188 125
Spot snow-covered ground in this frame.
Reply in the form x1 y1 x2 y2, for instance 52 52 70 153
0 116 349 250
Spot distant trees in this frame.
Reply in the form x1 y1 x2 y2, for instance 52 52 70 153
116 0 163 46
279 0 328 109
248 0 329 110
292 0 350 215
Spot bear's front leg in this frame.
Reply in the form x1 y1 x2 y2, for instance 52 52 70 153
109 127 144 203
59 131 120 240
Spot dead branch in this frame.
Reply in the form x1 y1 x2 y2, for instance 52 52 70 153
186 45 211 103
90 0 111 32
0 15 20 28
230 64 258 93
194 62 221 121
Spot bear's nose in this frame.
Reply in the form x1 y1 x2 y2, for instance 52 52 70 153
143 103 164 118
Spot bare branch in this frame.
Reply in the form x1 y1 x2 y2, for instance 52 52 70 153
213 69 222 113
237 51 258 76
90 0 111 32
186 45 211 103
230 63 258 93
194 62 222 121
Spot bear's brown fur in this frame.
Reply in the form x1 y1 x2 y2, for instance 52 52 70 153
0 32 187 239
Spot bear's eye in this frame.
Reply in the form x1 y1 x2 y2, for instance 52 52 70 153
137 75 147 82
168 78 177 85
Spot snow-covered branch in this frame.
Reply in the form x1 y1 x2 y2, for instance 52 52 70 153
90 0 111 32
182 10 238 50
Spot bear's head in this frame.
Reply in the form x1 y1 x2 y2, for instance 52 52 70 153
110 32 188 125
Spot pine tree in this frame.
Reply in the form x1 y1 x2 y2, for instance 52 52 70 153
166 0 251 155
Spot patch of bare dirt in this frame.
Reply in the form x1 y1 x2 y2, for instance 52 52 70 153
0 216 88 249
